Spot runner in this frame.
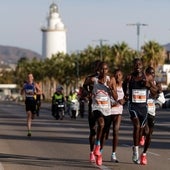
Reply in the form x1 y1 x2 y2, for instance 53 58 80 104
83 60 101 163
123 58 157 164
140 66 165 165
90 62 117 166
110 69 125 163
35 81 42 117
21 73 41 137
100 69 124 164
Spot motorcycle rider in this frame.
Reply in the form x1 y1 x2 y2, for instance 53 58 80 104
68 89 79 119
51 86 65 120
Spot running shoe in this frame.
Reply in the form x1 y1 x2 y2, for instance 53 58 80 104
139 136 145 146
96 154 102 166
132 147 140 164
111 154 119 163
94 145 101 156
27 131 31 137
140 153 147 165
90 152 95 163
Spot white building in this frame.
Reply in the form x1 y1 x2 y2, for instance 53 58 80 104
0 84 21 101
156 64 170 89
41 3 67 59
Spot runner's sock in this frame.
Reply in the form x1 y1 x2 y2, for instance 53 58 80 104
95 140 100 145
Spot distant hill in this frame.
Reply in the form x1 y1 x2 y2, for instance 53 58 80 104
163 43 170 52
0 45 42 64
0 44 169 65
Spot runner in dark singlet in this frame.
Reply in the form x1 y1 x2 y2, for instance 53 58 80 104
123 58 157 164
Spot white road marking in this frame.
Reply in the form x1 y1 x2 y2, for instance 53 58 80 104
99 165 112 170
93 164 112 170
148 151 160 156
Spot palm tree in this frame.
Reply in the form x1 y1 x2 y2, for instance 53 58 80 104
111 42 135 74
141 41 166 69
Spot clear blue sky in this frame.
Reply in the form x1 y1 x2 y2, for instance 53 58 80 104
0 0 170 55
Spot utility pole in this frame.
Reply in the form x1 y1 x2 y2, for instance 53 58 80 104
93 39 108 61
127 23 148 52
76 51 80 88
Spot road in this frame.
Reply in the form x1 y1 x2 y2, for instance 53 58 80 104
0 101 169 170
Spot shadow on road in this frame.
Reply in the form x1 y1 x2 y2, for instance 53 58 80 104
0 153 96 169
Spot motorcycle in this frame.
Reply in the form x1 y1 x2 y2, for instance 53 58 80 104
70 99 79 119
52 100 65 120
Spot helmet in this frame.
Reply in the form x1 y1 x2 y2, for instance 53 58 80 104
56 85 63 92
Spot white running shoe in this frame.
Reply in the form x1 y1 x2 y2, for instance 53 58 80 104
132 147 140 164
111 154 119 163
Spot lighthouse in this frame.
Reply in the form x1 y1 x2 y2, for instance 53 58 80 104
41 3 67 59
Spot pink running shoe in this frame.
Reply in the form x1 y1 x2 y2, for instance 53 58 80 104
96 154 102 166
94 145 101 156
139 136 145 146
90 152 95 162
140 153 147 165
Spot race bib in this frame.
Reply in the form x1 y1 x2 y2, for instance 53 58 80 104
132 89 147 103
96 96 109 108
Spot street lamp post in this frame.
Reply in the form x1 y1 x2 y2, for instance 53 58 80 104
76 51 80 88
93 39 108 61
127 23 148 52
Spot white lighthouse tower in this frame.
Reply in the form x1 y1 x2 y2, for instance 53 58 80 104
41 3 66 59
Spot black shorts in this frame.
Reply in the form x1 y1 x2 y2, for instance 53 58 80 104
93 110 112 140
128 103 148 127
92 110 104 121
25 98 36 114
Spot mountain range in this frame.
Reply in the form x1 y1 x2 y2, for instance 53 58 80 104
0 45 42 64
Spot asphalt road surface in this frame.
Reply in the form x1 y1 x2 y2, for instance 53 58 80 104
0 101 169 170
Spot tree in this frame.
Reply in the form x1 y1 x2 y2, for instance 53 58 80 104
0 69 15 84
141 41 166 69
15 57 30 86
110 42 135 74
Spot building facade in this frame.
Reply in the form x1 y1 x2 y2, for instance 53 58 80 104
41 3 67 59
